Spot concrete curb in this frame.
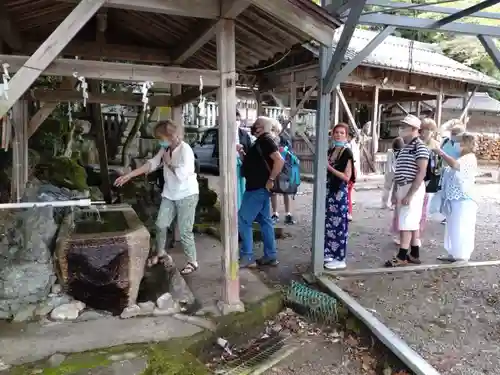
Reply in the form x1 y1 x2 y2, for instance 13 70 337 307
318 276 440 375
324 259 500 277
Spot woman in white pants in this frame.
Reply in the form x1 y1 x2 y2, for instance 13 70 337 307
433 133 478 262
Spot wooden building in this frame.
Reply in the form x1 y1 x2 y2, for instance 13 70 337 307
259 28 500 174
385 91 500 135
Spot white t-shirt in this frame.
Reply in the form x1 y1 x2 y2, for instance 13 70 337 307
147 142 199 201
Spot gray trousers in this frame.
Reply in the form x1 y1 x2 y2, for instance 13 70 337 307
155 194 199 263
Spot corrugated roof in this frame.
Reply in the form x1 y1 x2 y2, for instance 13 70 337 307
3 0 339 72
307 28 500 88
424 92 500 113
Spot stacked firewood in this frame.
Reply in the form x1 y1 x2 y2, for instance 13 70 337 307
475 134 500 161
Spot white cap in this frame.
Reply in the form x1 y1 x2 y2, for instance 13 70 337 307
401 114 421 129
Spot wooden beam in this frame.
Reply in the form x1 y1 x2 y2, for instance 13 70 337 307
28 102 58 137
396 102 409 116
266 64 470 97
251 0 338 47
0 0 106 119
59 0 220 19
336 86 376 172
290 83 318 118
289 74 297 135
171 87 217 107
23 41 170 64
172 0 250 64
216 18 243 313
0 0 23 51
27 88 173 107
459 86 478 123
28 75 77 138
0 55 222 87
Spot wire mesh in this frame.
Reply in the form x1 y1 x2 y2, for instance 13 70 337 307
284 280 338 325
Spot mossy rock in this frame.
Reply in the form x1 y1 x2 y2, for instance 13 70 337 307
35 156 88 191
198 189 217 208
196 206 221 223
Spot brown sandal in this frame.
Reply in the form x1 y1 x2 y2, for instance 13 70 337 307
180 262 198 275
407 255 421 264
384 257 408 267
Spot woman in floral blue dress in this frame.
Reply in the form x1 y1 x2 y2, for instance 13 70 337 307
324 123 355 270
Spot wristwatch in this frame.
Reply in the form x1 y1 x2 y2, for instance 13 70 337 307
268 178 275 182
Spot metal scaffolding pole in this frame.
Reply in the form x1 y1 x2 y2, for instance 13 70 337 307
311 0 334 276
478 35 500 71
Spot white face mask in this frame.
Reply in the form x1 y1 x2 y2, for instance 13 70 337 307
236 120 241 127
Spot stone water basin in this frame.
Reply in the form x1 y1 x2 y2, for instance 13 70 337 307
55 204 149 315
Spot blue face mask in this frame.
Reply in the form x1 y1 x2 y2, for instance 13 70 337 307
442 140 461 159
159 140 170 149
332 141 346 148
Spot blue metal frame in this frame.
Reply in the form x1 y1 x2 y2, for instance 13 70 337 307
323 0 367 94
478 35 500 71
311 0 334 276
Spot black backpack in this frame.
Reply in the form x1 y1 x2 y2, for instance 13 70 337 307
409 138 434 181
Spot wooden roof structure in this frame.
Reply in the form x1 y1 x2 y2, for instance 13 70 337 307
0 0 341 314
0 0 339 99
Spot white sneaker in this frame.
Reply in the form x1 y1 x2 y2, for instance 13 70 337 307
324 257 334 263
324 260 347 270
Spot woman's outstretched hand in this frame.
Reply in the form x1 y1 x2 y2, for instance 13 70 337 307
114 174 132 187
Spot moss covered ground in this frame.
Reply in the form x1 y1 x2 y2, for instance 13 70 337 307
7 292 283 375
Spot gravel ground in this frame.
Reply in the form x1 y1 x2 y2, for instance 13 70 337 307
335 267 500 375
204 175 500 374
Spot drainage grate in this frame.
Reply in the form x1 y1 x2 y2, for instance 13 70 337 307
213 334 295 375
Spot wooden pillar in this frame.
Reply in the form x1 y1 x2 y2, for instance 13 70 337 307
435 84 443 128
171 84 184 136
371 86 380 159
332 89 340 125
254 90 264 117
10 100 29 201
88 80 112 204
416 101 422 117
216 18 243 314
171 84 183 242
462 96 468 128
289 74 297 135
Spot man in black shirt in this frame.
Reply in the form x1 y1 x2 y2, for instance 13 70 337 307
236 110 252 154
239 116 285 268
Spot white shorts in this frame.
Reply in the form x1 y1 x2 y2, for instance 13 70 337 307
396 182 425 231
